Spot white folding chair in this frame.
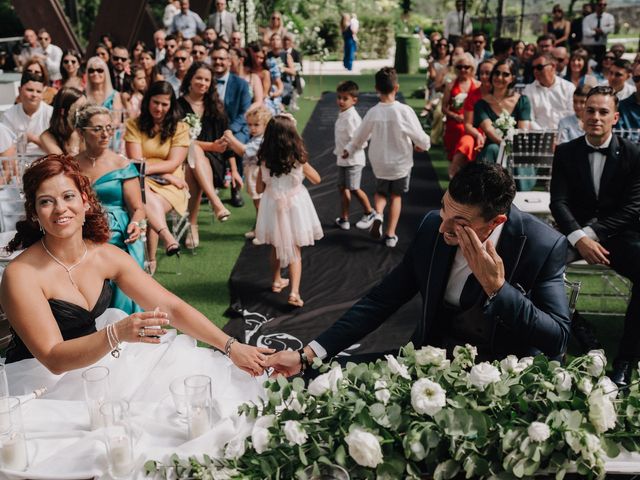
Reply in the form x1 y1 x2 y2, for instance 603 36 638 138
613 128 640 144
566 260 631 316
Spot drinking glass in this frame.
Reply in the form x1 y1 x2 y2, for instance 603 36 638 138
0 397 28 471
169 376 189 422
301 464 350 480
184 375 212 439
82 366 110 430
100 400 134 478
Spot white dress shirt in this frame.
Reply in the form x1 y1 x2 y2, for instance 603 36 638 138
582 12 615 46
43 44 63 81
0 123 15 152
334 106 366 167
216 71 230 101
1 102 53 156
443 10 473 38
522 77 575 131
566 133 612 246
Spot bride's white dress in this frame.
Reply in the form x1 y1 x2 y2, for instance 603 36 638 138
3 309 266 479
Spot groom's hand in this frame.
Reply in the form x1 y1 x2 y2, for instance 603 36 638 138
266 350 302 377
456 225 505 296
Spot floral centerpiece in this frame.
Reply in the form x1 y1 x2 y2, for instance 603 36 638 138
183 113 202 168
145 345 640 479
494 110 517 141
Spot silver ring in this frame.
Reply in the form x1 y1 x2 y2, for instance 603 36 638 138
138 328 145 337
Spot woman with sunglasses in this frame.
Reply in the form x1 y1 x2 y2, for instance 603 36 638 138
593 51 616 83
85 56 123 114
55 50 85 91
422 38 450 117
473 59 531 163
544 4 570 47
75 104 145 314
262 10 286 45
40 87 86 155
442 53 480 166
19 58 58 104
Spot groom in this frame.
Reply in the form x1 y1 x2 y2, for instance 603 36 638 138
267 163 571 376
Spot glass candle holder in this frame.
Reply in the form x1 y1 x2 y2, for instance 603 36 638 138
100 400 134 478
82 365 110 430
0 397 28 471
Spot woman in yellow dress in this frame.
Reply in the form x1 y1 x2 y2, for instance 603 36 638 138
124 81 189 271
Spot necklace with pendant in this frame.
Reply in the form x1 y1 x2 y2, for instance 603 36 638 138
41 239 88 289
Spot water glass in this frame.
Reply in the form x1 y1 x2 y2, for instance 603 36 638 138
301 464 350 480
0 397 28 471
169 376 189 422
100 400 134 478
184 375 212 439
82 366 110 430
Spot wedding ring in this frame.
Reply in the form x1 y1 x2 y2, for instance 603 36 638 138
138 327 145 337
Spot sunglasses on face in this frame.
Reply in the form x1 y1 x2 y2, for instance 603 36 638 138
88 68 104 74
112 55 128 62
533 63 551 71
83 125 114 134
37 36 49 41
473 40 484 45
174 56 188 62
604 56 615 61
63 59 78 65
455 65 472 71
493 71 511 78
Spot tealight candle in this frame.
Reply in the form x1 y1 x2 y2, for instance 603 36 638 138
108 435 133 477
1 431 28 470
188 407 210 439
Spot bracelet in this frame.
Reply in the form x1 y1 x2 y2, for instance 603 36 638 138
106 324 122 358
298 348 310 372
130 221 140 228
224 337 236 357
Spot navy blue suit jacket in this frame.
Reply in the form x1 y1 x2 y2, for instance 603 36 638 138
223 73 251 144
315 206 571 360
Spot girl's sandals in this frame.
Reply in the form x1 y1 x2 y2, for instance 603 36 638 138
216 209 231 222
271 278 290 293
288 293 304 308
185 224 199 249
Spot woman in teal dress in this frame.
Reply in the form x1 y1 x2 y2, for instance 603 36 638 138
75 105 146 314
473 58 531 164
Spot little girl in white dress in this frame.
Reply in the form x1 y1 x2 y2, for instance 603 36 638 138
254 114 323 307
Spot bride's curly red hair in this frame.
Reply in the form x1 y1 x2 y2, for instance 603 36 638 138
8 154 111 252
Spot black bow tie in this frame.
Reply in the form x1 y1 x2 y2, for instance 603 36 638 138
216 79 226 85
587 145 608 155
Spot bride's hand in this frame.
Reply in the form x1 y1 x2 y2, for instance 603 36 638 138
114 311 170 344
229 343 274 376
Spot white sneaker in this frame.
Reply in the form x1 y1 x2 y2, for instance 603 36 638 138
355 211 377 229
384 235 398 248
335 217 350 230
370 213 383 239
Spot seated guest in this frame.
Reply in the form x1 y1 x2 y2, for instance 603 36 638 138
124 81 188 271
604 58 635 101
0 155 271 376
564 48 598 89
110 45 132 94
19 58 58 105
471 32 491 65
131 40 146 66
618 63 640 130
267 162 570 375
230 31 243 49
0 123 16 159
473 59 530 163
2 72 53 155
191 39 209 64
553 46 569 77
229 47 264 112
203 27 218 51
85 56 123 113
40 87 86 155
158 35 179 78
593 51 614 83
536 33 555 54
139 50 162 90
557 85 588 144
523 52 575 131
153 29 166 62
165 46 192 95
75 105 145 314
14 29 40 72
54 50 84 91
550 86 640 386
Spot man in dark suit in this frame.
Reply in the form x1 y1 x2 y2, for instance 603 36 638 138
550 85 640 386
267 163 571 376
110 45 132 94
211 44 249 206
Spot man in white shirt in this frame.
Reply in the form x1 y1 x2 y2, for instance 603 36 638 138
153 29 166 62
33 29 62 81
1 72 52 156
553 46 568 78
208 0 239 43
582 0 614 63
443 0 472 45
523 52 575 131
550 86 640 387
169 0 205 40
603 59 636 101
14 29 41 72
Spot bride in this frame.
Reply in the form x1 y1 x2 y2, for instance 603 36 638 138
1 155 272 399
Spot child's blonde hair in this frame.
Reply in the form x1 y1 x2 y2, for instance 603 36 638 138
246 105 272 126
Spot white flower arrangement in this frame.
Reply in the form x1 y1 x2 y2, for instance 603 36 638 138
146 344 640 480
452 92 468 110
494 109 517 140
182 113 202 140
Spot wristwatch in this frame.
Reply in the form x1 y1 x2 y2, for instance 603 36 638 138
298 348 311 372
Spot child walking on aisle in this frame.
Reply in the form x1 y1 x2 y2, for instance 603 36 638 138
255 114 323 307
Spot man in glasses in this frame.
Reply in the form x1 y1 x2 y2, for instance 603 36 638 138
32 29 62 81
14 29 40 72
582 0 614 63
604 59 635 101
165 46 192 96
208 0 238 43
552 46 568 77
110 46 132 94
551 86 640 387
168 0 205 40
523 52 575 131
191 40 209 64
470 32 491 65
617 63 640 130
158 34 179 78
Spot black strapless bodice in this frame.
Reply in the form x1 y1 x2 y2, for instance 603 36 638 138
5 280 113 363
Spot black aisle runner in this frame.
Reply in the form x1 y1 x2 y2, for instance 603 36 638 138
223 92 443 356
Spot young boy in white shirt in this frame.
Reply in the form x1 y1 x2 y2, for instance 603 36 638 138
334 80 375 231
343 67 431 247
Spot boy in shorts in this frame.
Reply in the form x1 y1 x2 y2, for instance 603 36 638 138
334 80 375 230
343 67 431 247
224 105 272 239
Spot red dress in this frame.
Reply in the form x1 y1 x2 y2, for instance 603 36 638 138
453 87 485 163
443 79 478 161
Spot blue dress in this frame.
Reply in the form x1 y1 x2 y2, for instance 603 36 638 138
93 163 145 314
342 26 356 71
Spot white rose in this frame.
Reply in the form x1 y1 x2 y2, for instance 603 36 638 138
595 377 618 401
344 427 384 468
578 377 593 395
224 436 246 460
374 379 391 405
453 344 478 362
410 440 426 460
527 421 551 443
385 355 411 380
308 366 343 396
469 362 501 390
283 420 308 446
415 346 448 367
586 350 606 377
588 391 617 433
411 378 446 416
251 414 274 454
554 369 572 392
519 357 534 369
582 432 602 454
500 355 519 374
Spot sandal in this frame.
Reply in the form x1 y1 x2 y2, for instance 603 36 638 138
185 224 199 249
146 259 157 276
288 293 304 307
216 209 231 222
165 243 181 257
271 278 290 293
